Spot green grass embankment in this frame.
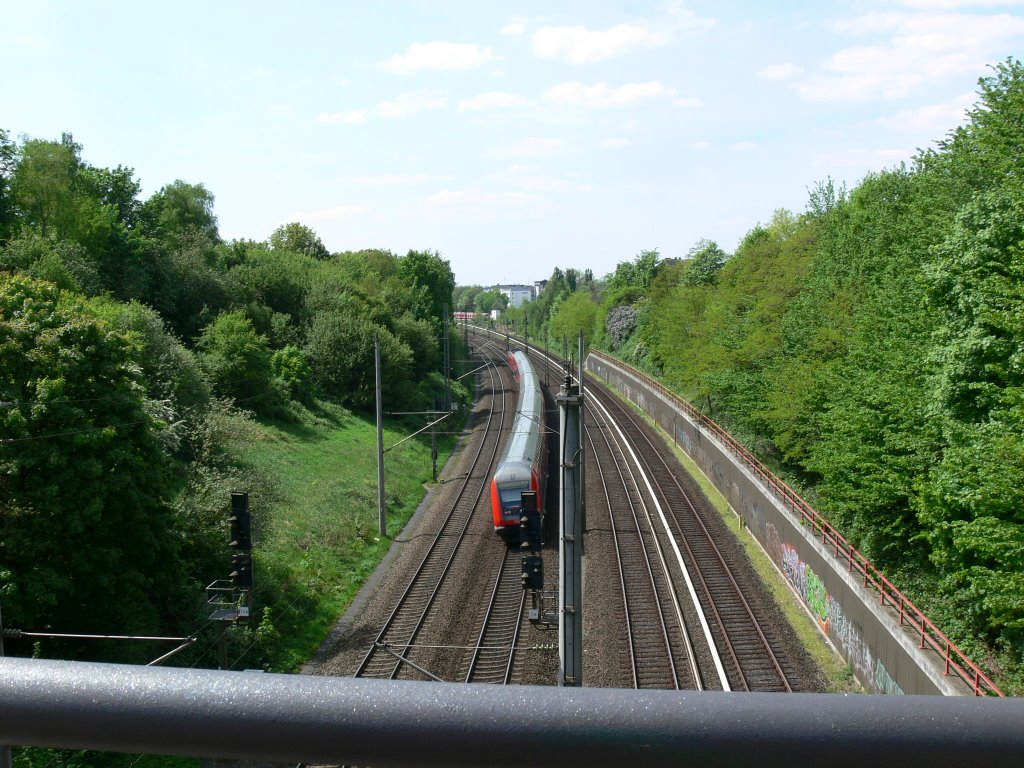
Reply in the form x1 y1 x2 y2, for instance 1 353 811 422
230 399 459 672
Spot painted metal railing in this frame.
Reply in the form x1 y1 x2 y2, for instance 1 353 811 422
589 350 1005 697
2 658 1023 766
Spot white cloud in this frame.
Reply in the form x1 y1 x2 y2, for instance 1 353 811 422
286 206 370 221
315 109 368 125
529 6 714 64
798 10 1024 101
602 137 632 149
421 189 542 208
758 63 803 80
502 18 527 38
493 137 566 158
871 91 976 134
896 0 1024 9
532 23 671 64
691 140 712 150
544 80 697 108
336 175 452 186
316 92 447 124
458 91 532 112
378 41 495 74
374 91 447 119
489 166 595 193
731 141 757 151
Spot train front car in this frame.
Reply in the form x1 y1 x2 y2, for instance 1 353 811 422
490 351 546 530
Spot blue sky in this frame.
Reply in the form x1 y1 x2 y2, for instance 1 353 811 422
3 1 1023 286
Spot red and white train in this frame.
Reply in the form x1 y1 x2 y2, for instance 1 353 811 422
489 351 547 530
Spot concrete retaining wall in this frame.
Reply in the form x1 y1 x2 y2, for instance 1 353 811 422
586 351 973 696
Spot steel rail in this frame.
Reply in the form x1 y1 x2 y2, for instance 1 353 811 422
585 385 731 690
463 547 527 684
494 335 726 689
585 407 692 689
588 349 1004 696
475 330 774 690
354 352 508 679
521 339 702 689
599 389 792 692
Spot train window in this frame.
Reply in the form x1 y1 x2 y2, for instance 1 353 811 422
499 485 529 512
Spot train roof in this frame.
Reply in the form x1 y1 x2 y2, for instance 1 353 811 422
501 352 544 468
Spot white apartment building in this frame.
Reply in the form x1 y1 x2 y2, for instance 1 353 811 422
496 284 535 308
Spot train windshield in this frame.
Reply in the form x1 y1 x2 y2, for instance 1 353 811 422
499 485 530 513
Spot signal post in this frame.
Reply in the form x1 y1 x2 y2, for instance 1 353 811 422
556 369 583 687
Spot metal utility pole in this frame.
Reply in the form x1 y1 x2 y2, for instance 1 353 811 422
557 369 583 686
443 305 451 413
431 398 439 482
578 330 587 541
375 334 386 537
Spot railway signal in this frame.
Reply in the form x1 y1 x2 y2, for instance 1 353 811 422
228 492 254 595
520 491 544 591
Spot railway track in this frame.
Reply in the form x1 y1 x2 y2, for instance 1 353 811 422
461 545 527 684
590 384 797 692
494 332 802 692
353 351 510 681
586 409 698 689
347 324 811 692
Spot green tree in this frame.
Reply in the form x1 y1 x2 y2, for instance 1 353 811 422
144 226 231 342
0 229 102 294
0 128 16 241
550 290 601 348
681 239 727 286
197 310 279 413
398 249 455 326
9 133 84 240
0 274 184 653
269 221 329 259
607 249 661 295
227 247 314 337
141 179 219 243
919 186 1024 637
474 288 507 314
304 309 412 409
271 344 313 403
453 284 482 312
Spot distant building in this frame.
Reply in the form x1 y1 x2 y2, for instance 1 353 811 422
495 284 534 308
533 279 548 296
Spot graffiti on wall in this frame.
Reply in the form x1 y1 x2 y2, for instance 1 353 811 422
767 524 904 695
675 423 693 453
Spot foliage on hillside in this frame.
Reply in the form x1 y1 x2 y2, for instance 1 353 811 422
0 126 458 672
473 60 1024 690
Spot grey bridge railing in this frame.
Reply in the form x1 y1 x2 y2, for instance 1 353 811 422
2 658 1023 767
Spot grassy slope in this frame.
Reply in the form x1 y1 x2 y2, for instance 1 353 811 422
233 400 457 672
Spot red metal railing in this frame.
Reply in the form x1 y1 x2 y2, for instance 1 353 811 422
590 350 1004 697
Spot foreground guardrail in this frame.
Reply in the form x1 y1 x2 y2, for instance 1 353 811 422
2 658 1023 767
588 349 1004 697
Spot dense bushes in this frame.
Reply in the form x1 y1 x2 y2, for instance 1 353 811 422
608 60 1024 685
493 60 1024 688
0 128 458 667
